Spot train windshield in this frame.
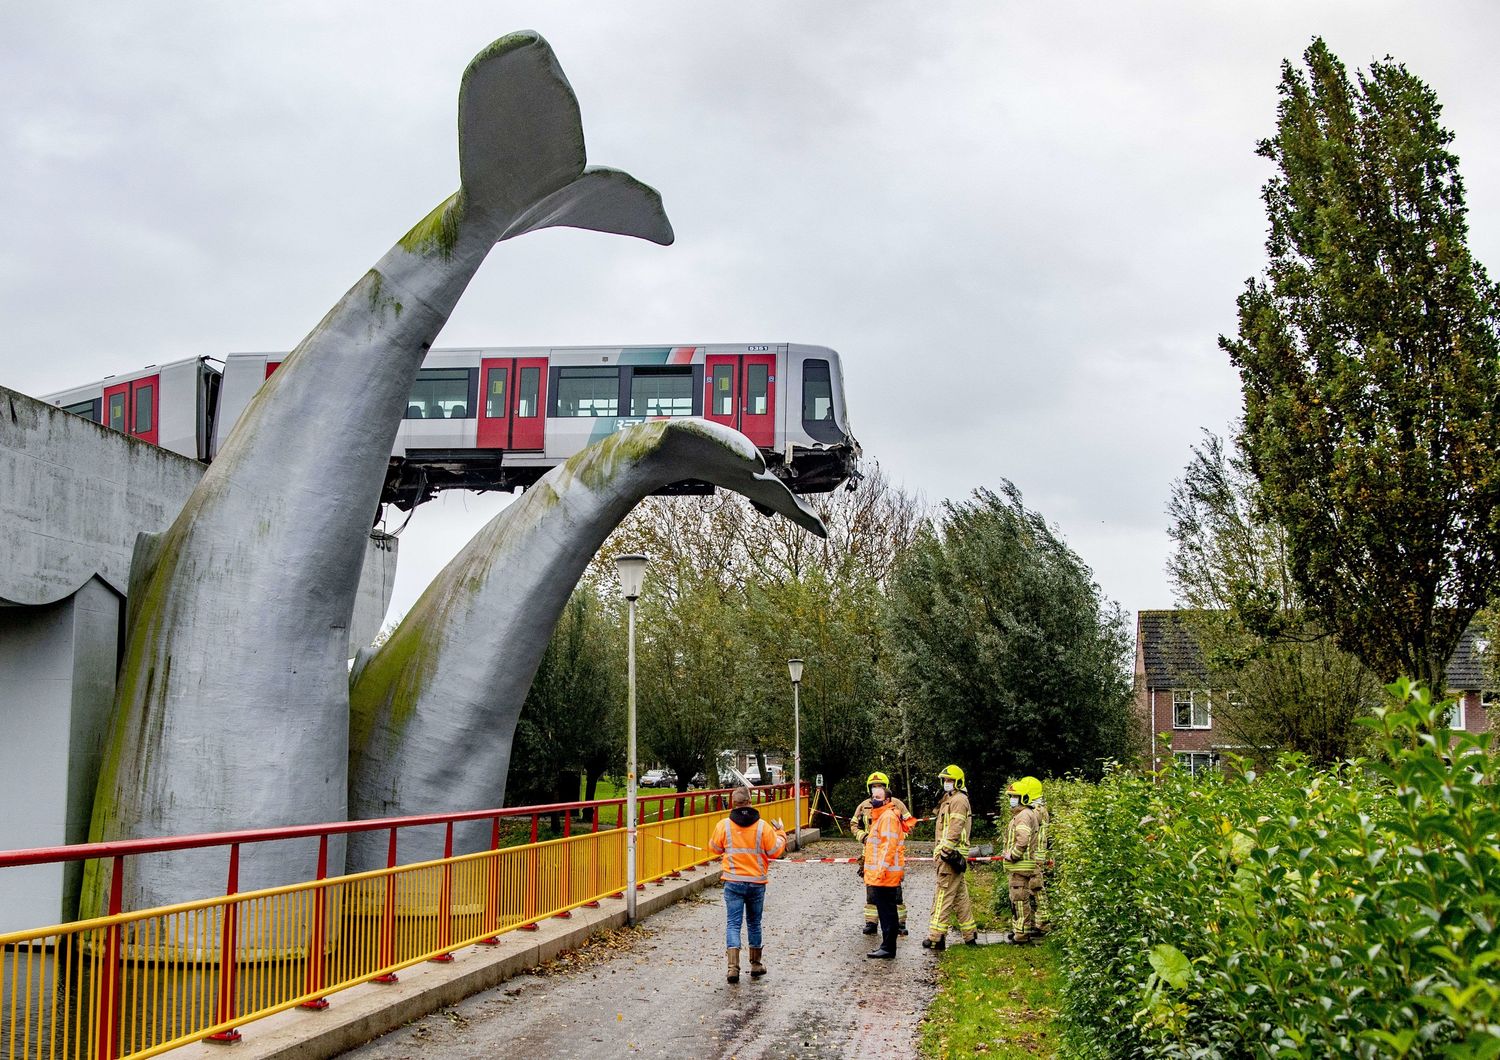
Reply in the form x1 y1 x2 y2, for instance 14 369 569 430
801 359 842 443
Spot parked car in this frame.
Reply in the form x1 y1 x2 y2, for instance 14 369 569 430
641 769 669 787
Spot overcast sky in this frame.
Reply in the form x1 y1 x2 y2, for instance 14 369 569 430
4 3 1498 624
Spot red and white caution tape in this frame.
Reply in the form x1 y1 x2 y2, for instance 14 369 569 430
650 832 1017 865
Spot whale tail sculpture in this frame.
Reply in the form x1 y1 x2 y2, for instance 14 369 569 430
84 31 673 918
346 419 825 870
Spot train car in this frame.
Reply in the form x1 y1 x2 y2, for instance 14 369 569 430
42 356 221 461
43 343 859 509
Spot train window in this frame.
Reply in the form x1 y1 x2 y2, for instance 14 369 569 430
630 368 693 417
712 365 734 416
486 367 508 418
517 366 540 418
802 360 833 422
134 385 154 433
62 400 97 422
407 368 473 419
555 367 618 417
747 364 768 416
108 393 126 432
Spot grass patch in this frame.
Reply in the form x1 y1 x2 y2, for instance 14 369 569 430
920 866 1061 1059
576 779 708 827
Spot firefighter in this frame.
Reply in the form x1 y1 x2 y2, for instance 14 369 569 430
1000 776 1043 944
863 782 916 958
923 764 977 951
851 771 913 936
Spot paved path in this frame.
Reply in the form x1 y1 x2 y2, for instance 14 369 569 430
341 840 941 1059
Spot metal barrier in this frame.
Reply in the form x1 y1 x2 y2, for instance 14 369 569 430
0 786 803 1060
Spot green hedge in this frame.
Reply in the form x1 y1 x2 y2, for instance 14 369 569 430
1053 680 1500 1058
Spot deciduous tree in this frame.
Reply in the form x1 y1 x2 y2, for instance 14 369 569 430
1167 431 1381 761
886 484 1134 812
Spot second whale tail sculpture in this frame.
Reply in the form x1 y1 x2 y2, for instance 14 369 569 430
346 419 826 870
84 31 673 915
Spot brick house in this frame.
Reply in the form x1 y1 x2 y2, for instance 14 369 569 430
1135 610 1493 773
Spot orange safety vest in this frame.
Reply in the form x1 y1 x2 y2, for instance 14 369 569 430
712 816 786 884
863 802 913 887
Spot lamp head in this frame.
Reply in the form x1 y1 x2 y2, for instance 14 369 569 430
787 658 804 684
613 554 649 600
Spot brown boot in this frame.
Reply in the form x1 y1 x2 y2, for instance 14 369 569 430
726 947 741 984
749 947 766 978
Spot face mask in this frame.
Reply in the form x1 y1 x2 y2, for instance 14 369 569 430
1010 796 1021 808
870 786 886 800
943 780 956 793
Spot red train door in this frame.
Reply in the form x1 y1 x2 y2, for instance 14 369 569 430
704 353 776 448
478 356 548 451
101 376 159 444
130 375 159 445
103 381 129 434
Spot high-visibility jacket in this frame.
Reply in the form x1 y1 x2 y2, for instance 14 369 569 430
851 795 911 843
710 813 787 884
864 802 914 886
933 789 972 858
1005 805 1040 872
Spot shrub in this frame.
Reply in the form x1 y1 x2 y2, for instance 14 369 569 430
1054 680 1500 1057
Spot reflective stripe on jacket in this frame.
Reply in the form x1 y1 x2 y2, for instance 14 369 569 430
1005 805 1040 872
864 802 914 886
710 817 787 884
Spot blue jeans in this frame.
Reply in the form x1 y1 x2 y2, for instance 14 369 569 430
723 881 766 948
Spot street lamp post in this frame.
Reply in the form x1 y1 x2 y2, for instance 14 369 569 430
614 554 649 926
787 658 804 852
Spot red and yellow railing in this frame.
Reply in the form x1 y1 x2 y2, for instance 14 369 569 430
0 785 804 1060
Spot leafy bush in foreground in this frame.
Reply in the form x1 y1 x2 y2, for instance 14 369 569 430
1054 680 1500 1057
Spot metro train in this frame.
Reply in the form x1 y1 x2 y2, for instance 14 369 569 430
43 343 860 509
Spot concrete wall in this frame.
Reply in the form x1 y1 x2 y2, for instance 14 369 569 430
0 577 121 931
0 385 204 606
1 384 398 648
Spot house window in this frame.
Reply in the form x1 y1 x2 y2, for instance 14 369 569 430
1444 693 1467 731
1172 689 1211 729
1175 751 1216 776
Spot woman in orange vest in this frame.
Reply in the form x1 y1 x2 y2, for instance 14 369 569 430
709 786 788 983
864 794 915 958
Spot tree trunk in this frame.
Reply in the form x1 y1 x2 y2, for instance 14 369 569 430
754 746 769 787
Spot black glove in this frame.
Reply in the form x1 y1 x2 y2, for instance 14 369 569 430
939 848 968 873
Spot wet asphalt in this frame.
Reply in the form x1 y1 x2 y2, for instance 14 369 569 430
339 839 942 1059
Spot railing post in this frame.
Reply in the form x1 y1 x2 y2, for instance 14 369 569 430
207 844 243 1042
372 828 400 983
554 814 573 919
479 816 502 944
301 835 331 1008
96 855 124 1060
431 822 456 962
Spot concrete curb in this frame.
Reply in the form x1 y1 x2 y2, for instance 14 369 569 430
172 827 819 1060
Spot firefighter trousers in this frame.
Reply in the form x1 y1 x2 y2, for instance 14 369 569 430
928 862 977 941
1008 870 1038 934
